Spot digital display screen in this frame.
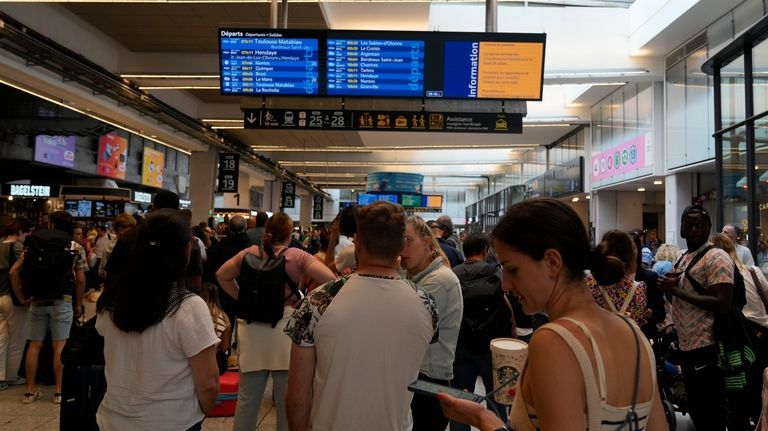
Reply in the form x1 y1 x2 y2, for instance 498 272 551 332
93 201 106 218
104 201 123 218
220 30 319 95
400 194 422 207
327 39 424 97
356 193 399 205
66 200 92 218
425 195 443 209
219 29 545 100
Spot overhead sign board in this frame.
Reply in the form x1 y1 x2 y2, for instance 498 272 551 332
281 181 296 209
312 195 324 219
219 29 545 101
217 153 239 193
244 109 522 133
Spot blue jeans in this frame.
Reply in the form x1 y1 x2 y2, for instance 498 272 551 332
450 347 509 431
233 370 288 431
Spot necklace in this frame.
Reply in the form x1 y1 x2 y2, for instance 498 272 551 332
357 273 398 280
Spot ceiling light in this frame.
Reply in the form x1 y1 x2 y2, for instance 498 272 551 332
653 180 662 185
202 119 244 123
212 126 245 130
572 197 579 202
637 187 646 192
585 195 591 200
0 78 192 155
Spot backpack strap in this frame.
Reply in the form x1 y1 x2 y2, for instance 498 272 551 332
682 245 716 296
272 246 301 302
598 285 618 313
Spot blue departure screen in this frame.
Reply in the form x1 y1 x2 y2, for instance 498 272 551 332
326 39 424 97
220 31 319 95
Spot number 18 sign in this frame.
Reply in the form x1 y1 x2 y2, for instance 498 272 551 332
217 153 239 193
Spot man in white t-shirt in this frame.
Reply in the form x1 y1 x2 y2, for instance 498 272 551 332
285 201 438 431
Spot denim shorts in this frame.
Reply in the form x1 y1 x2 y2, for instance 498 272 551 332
29 299 73 341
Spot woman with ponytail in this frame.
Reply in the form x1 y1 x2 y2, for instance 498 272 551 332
216 212 335 431
96 208 220 431
438 198 668 431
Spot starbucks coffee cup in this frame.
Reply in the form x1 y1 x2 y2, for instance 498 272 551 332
490 338 529 405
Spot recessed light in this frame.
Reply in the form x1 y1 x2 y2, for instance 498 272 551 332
585 195 591 200
653 180 662 185
572 197 579 202
637 187 646 192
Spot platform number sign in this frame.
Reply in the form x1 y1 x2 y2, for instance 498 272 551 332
281 181 296 209
312 195 324 219
217 153 239 193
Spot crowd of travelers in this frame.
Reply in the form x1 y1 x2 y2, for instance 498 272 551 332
0 193 767 431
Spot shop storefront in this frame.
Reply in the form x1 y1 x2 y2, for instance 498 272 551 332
703 14 768 263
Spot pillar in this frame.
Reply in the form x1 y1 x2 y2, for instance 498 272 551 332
665 173 693 248
299 194 311 227
189 148 216 225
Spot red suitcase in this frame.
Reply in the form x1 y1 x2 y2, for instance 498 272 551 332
208 371 239 417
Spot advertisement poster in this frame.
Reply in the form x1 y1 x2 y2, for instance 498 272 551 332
141 147 165 188
591 134 651 183
98 134 127 180
34 135 76 168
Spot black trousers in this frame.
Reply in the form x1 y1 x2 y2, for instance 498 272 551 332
411 373 451 431
678 344 753 431
746 320 768 424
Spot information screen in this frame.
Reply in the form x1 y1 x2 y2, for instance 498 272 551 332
219 29 545 100
220 30 319 95
327 39 424 97
400 194 422 207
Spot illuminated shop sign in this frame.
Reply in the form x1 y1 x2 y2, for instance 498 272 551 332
134 191 153 203
3 184 52 197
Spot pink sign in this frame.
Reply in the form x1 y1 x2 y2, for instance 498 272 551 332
591 134 647 182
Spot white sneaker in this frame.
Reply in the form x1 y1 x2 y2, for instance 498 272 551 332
22 391 42 404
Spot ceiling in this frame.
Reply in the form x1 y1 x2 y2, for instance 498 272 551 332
43 1 606 192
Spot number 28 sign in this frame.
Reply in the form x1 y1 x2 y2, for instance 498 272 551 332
217 153 239 193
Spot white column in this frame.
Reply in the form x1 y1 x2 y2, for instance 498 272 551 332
263 180 283 213
299 194 312 227
664 173 693 248
189 148 216 225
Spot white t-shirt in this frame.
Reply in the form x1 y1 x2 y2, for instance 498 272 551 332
285 274 438 431
334 244 356 274
95 295 219 431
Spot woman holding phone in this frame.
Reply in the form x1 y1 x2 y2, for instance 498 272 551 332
438 199 668 431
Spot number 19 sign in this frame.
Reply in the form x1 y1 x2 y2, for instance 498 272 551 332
217 153 239 193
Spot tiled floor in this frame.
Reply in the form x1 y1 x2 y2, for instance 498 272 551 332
0 376 278 431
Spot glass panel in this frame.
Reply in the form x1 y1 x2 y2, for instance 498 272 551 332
722 126 748 239
686 47 713 161
734 0 764 35
602 100 613 149
611 90 625 144
721 54 746 128
592 104 602 152
756 118 768 266
753 35 768 115
666 60 686 167
708 12 734 55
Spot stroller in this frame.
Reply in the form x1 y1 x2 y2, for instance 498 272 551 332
652 324 689 431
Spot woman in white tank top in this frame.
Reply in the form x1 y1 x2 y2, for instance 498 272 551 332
438 198 669 431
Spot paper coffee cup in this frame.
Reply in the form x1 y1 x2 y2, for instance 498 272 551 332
490 338 528 405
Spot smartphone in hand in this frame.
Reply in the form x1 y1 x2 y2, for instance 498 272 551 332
408 380 485 403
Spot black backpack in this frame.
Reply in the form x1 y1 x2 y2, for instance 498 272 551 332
21 229 77 300
236 247 299 327
459 264 513 353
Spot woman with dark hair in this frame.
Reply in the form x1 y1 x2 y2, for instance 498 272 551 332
216 212 335 431
628 230 665 337
95 208 220 431
402 215 463 431
438 198 667 431
586 230 648 326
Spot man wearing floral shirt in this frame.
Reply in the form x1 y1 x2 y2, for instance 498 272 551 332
285 201 438 431
659 204 734 431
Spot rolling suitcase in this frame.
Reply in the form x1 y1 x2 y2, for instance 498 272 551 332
59 364 106 431
209 371 239 417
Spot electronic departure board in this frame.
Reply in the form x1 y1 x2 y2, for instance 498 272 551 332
220 30 319 95
219 29 545 100
327 39 424 97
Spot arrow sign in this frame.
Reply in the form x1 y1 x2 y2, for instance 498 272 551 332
246 112 257 124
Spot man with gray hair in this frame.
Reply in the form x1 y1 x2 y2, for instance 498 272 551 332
722 223 755 266
204 215 251 324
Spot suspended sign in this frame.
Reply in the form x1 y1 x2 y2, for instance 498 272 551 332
312 195 324 219
218 153 239 193
281 181 296 209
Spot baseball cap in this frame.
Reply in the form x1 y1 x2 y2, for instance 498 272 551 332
681 204 710 223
